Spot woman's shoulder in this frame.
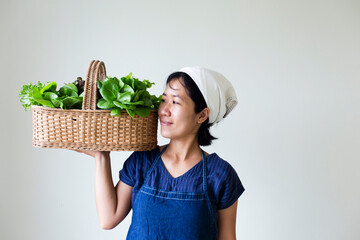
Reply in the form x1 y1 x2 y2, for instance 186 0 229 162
120 146 161 178
206 152 240 182
208 153 245 210
119 146 161 187
207 153 234 171
206 152 245 209
130 145 161 164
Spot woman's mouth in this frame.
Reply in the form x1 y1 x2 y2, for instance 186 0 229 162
160 121 172 126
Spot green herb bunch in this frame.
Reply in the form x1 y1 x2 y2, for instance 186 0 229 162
19 73 161 118
19 79 84 111
97 73 161 117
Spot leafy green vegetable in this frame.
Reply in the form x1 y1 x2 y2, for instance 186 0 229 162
99 77 120 102
121 85 134 94
51 99 64 108
97 73 161 117
19 73 161 118
62 96 83 109
113 101 126 109
98 98 115 109
43 92 58 101
40 82 57 94
19 81 46 110
111 108 121 117
59 83 78 97
118 92 132 103
19 79 84 111
134 107 151 117
126 108 135 118
32 87 55 108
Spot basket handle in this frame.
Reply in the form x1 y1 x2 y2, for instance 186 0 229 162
82 60 106 110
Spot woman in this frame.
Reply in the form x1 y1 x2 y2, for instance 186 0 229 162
77 67 245 240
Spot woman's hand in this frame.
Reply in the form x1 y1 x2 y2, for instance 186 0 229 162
73 149 110 159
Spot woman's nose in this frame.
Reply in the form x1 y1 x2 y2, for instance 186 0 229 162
159 101 170 116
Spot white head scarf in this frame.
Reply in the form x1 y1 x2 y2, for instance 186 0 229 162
179 66 238 124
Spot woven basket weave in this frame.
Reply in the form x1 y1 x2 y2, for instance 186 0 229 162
32 60 158 151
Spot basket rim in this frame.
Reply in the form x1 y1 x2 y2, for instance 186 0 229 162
31 105 159 114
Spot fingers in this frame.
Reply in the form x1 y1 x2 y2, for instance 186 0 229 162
72 149 96 157
72 149 110 158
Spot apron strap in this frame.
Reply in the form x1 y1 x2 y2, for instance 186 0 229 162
202 149 216 237
201 150 208 193
144 146 167 185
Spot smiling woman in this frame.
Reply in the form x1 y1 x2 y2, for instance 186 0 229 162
160 71 216 146
77 67 245 240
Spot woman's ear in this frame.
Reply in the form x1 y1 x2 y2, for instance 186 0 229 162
197 108 210 124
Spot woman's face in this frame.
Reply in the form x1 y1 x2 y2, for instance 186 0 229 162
158 78 201 141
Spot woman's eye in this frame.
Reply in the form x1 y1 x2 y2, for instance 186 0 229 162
172 101 178 104
161 99 165 102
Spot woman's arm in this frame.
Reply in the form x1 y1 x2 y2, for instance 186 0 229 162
94 152 133 229
217 200 238 240
76 150 133 229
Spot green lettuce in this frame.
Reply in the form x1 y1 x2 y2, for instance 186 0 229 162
97 73 161 117
19 73 161 118
19 80 83 110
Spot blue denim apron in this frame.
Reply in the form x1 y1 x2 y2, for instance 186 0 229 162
126 146 216 240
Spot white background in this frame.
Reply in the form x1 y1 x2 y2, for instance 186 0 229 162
1 0 359 239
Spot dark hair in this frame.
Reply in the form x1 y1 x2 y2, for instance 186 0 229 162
166 72 217 146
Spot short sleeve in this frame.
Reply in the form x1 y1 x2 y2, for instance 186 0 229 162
119 152 138 187
217 164 245 210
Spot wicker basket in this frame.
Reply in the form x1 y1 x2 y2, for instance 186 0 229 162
32 60 158 151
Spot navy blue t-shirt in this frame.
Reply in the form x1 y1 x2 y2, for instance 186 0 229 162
119 146 245 227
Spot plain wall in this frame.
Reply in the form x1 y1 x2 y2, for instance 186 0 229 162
1 0 359 239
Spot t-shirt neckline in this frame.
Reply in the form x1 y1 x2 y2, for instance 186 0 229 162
155 145 214 180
